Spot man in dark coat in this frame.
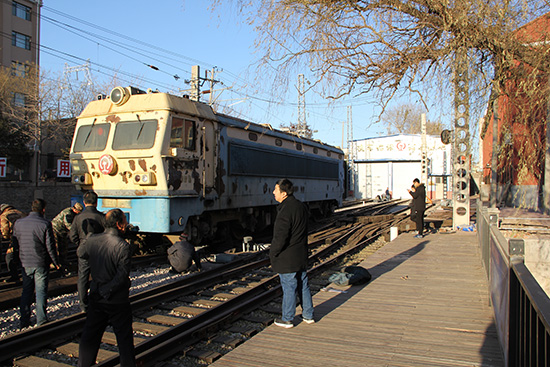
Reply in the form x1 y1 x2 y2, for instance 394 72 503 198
69 191 105 312
408 178 427 238
78 208 135 367
270 178 314 328
11 199 60 328
167 233 201 273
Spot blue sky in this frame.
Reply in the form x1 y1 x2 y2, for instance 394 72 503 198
39 1 451 149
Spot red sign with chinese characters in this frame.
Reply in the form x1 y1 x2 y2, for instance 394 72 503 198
0 157 6 177
57 160 71 177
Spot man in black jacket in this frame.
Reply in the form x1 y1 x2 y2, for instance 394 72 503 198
408 178 427 238
12 199 60 328
70 191 105 312
78 209 135 367
270 178 314 328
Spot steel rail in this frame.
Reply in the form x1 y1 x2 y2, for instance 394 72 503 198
0 229 338 363
0 252 265 364
97 216 397 367
1 210 400 365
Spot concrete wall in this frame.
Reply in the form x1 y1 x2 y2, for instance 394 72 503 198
0 182 81 220
524 238 550 298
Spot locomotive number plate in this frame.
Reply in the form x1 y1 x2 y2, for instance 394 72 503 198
102 199 132 209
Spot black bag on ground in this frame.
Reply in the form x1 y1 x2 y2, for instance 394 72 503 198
328 266 372 286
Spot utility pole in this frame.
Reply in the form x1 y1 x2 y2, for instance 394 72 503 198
421 113 428 187
545 78 550 214
452 47 471 228
190 65 201 102
187 65 221 104
297 74 307 137
347 106 355 198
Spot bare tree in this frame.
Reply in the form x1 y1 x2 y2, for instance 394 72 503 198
208 0 550 208
0 64 111 181
381 103 444 135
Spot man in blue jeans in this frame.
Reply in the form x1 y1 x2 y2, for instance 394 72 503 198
270 178 314 328
12 199 60 328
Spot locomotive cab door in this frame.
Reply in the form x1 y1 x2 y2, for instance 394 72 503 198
200 119 217 199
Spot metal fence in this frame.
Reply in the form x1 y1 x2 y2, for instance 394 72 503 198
477 199 550 366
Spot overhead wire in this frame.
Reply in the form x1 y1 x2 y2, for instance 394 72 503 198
34 2 375 140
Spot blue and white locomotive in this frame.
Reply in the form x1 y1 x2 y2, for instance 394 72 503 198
70 86 345 245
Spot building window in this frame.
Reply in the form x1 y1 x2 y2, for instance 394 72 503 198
11 61 28 77
13 93 26 107
12 32 31 50
12 2 31 21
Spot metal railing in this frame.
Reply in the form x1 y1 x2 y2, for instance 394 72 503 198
477 199 550 366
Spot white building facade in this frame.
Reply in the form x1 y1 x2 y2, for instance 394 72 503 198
350 134 452 201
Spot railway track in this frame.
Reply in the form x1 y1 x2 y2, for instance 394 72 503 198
0 200 409 367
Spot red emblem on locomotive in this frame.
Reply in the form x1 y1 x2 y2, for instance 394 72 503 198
99 154 116 175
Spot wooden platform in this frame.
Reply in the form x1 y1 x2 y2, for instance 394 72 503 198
211 231 505 367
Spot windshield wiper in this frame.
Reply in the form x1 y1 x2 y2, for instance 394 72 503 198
136 114 145 141
83 118 97 146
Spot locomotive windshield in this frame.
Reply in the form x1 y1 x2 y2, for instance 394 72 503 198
73 123 111 152
112 120 158 150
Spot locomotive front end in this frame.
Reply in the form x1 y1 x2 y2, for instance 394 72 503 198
70 87 173 233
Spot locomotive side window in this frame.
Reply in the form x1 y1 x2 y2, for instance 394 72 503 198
112 120 158 150
73 123 111 152
170 117 196 150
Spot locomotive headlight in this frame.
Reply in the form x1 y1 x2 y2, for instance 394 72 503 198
110 86 130 105
72 173 92 185
134 172 156 186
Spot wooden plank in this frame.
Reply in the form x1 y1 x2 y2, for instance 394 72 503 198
55 342 117 361
211 231 505 367
186 349 222 363
102 331 146 346
14 355 73 367
226 325 259 337
132 321 169 335
199 290 236 299
192 299 223 308
146 314 187 326
209 293 237 300
55 342 79 358
212 335 244 348
229 287 250 294
173 305 207 316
